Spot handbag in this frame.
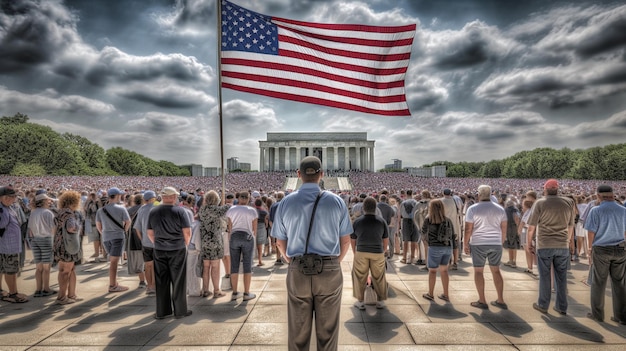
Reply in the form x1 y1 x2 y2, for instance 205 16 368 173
126 249 144 274
221 275 232 291
84 218 92 235
195 257 203 278
62 220 81 255
364 276 378 305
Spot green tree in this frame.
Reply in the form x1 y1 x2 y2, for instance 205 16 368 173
106 147 148 176
11 162 46 176
63 133 111 174
0 112 29 125
478 160 503 178
0 122 88 175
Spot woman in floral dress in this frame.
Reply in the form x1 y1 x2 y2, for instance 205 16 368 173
53 190 83 305
198 190 230 297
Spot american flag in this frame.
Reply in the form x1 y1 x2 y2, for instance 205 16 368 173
220 0 416 117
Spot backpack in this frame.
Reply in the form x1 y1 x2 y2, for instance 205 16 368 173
414 201 429 228
402 201 415 218
437 218 454 246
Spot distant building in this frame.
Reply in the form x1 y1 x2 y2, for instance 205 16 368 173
385 159 403 170
239 163 251 171
227 157 239 171
407 165 446 178
182 164 205 177
204 167 222 177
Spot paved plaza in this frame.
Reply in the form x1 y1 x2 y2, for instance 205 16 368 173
1 244 625 350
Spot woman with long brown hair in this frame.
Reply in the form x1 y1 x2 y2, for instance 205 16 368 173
53 191 83 305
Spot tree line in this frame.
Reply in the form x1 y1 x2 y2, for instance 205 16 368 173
3 113 625 179
424 144 626 180
0 113 190 176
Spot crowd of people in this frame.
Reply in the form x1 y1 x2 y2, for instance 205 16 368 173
1 168 625 349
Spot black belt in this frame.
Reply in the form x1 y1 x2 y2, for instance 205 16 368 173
596 243 625 248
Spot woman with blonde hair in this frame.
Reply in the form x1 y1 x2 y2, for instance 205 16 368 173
421 199 454 302
53 190 83 305
198 190 230 298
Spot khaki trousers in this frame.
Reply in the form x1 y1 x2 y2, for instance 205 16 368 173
351 251 388 301
287 258 342 351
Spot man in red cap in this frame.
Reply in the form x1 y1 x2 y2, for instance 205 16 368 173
527 179 575 315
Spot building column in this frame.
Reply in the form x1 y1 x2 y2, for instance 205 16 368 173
296 147 301 170
355 147 361 171
260 147 265 172
334 147 339 171
369 146 375 172
276 147 280 171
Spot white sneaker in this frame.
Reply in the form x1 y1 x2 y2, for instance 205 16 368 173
231 292 242 301
376 301 386 309
242 293 256 301
354 301 365 310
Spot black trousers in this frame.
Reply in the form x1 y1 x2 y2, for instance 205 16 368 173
154 248 188 317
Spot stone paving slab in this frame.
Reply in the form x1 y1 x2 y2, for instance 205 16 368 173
1 245 625 350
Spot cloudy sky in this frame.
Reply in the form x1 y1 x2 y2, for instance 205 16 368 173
2 0 626 170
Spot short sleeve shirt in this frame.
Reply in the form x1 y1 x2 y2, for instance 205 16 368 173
271 183 353 257
147 205 191 251
351 214 389 253
465 201 507 246
584 201 626 247
96 203 130 242
226 205 258 235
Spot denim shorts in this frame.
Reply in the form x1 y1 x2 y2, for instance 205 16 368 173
470 244 502 267
427 246 452 269
103 238 124 257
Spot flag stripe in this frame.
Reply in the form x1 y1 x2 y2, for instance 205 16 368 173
222 81 411 116
222 76 410 111
277 23 415 48
279 41 410 71
220 0 415 116
274 17 417 35
222 52 407 84
279 35 412 62
222 71 408 103
222 58 406 91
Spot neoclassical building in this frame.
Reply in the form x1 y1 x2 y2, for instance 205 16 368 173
259 132 375 172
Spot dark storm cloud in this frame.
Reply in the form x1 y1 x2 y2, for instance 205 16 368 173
119 91 201 108
171 0 214 27
85 47 214 86
0 0 79 72
574 6 626 58
454 125 515 141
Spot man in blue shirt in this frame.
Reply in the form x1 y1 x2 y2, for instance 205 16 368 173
584 185 626 324
272 156 352 351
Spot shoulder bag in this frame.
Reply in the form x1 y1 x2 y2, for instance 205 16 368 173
296 192 325 275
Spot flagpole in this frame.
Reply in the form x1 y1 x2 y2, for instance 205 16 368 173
216 0 226 202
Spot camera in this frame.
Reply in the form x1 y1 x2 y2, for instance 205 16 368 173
296 254 323 275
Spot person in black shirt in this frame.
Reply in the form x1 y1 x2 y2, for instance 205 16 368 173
351 197 389 309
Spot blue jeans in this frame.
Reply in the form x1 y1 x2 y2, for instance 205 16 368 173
230 231 254 274
537 248 569 312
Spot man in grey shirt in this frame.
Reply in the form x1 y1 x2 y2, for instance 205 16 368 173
134 191 157 294
96 187 131 293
